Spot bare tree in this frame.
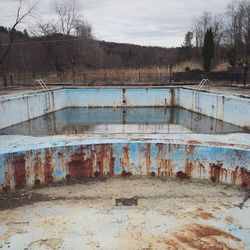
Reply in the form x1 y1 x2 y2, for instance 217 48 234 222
212 15 224 61
193 12 225 62
193 12 213 56
53 0 81 35
0 0 36 65
35 21 58 36
225 0 250 56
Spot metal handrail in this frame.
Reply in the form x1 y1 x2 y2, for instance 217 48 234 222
34 79 49 92
196 79 210 91
34 79 51 111
195 79 210 110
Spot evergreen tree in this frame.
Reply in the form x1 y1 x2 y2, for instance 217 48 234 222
202 28 215 71
183 31 193 47
177 31 194 61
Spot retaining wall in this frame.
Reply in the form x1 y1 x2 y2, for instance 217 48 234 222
0 140 249 191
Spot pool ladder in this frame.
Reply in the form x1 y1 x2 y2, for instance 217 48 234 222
34 79 51 112
195 79 210 111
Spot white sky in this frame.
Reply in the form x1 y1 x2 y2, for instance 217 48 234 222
0 0 230 47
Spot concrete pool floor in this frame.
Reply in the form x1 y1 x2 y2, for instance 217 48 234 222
0 178 249 250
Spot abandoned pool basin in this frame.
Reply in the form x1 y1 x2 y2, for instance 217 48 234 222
0 87 249 191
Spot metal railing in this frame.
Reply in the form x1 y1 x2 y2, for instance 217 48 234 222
34 79 49 91
34 79 51 111
195 79 210 110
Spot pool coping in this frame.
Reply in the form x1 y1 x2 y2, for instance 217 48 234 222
1 86 250 101
1 133 250 155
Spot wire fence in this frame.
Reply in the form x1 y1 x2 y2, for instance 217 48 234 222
0 69 248 87
0 70 171 87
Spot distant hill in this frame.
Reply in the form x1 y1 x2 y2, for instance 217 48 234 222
0 26 179 73
98 40 178 68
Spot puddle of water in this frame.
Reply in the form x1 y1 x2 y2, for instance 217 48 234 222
0 107 246 136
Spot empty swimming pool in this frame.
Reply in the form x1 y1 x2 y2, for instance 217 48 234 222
0 86 250 249
0 86 249 191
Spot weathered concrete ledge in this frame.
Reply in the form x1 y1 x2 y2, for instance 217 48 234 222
0 133 249 192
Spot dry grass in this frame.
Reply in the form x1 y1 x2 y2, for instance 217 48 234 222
1 60 233 87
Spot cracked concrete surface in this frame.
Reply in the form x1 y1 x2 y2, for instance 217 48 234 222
0 178 249 250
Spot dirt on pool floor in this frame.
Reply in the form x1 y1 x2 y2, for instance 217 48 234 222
0 178 250 250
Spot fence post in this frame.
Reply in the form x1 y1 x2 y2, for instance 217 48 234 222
83 72 86 85
72 60 75 84
10 74 13 86
169 64 173 85
3 75 7 87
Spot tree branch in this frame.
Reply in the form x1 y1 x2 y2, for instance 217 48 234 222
0 0 36 65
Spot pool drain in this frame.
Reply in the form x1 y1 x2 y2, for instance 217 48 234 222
115 197 138 206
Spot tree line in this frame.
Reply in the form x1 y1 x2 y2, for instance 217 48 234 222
179 0 250 70
0 0 249 80
0 0 178 79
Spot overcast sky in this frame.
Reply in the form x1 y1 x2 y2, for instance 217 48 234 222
0 0 230 47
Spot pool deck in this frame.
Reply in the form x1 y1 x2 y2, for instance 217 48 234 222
1 133 250 155
0 84 250 97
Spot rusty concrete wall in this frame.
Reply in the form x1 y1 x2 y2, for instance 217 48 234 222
0 142 249 192
178 88 250 129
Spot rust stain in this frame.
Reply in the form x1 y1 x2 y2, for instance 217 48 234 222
163 223 241 250
185 162 193 178
225 216 234 224
231 166 250 188
209 162 227 183
187 140 201 145
239 167 250 188
231 166 239 185
34 152 42 180
164 159 173 177
205 141 238 148
109 147 115 176
94 144 115 176
121 145 130 172
198 163 205 178
156 144 173 177
145 144 151 176
157 144 164 176
44 149 54 183
185 144 196 155
4 172 10 192
67 146 94 179
95 145 104 176
170 87 175 106
13 155 26 189
198 212 214 220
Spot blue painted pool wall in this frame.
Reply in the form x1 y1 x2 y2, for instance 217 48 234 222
0 87 250 129
66 88 174 107
179 88 250 128
0 89 66 129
